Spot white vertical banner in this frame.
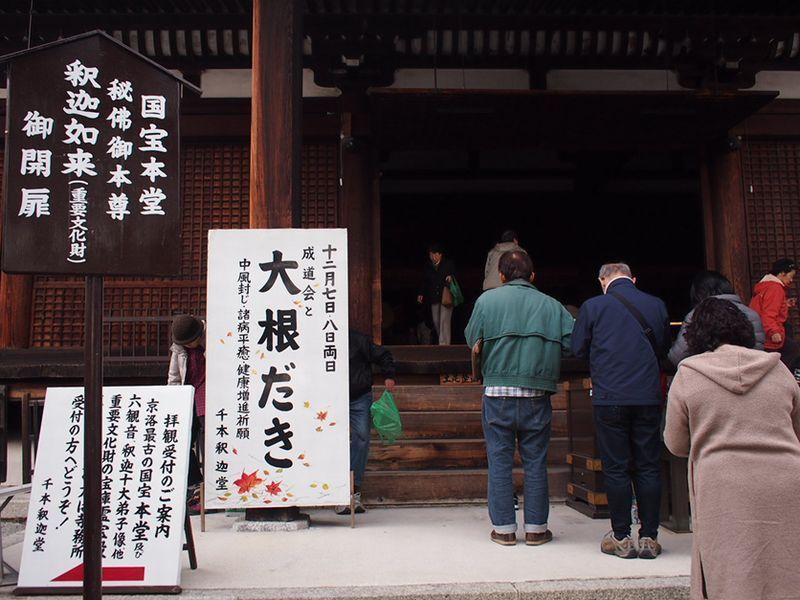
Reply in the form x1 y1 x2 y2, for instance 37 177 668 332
17 386 193 590
205 229 350 509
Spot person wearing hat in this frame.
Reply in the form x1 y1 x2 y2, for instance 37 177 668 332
167 314 206 504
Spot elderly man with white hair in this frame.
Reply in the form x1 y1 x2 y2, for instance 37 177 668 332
571 263 671 560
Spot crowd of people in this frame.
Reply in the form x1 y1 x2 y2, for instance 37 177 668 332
465 249 800 599
169 245 800 599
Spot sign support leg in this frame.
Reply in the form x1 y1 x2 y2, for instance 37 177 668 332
183 513 198 570
350 471 355 529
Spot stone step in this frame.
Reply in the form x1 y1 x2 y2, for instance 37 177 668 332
117 579 689 600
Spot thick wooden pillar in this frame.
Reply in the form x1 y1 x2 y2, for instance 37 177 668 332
339 102 375 335
250 0 302 228
701 142 752 300
0 273 33 348
370 171 383 343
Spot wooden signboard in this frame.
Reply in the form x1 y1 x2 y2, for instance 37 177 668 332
205 229 351 509
1 31 199 599
16 386 193 594
1 31 192 276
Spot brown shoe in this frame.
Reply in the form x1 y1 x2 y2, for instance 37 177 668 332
490 530 516 546
525 530 553 546
600 530 638 559
638 536 662 559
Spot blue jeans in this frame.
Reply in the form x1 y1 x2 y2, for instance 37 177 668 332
593 404 662 539
349 390 373 488
482 394 552 533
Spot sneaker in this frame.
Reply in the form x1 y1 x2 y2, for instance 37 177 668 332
525 530 553 546
335 492 366 515
638 536 662 559
600 530 638 559
490 530 516 546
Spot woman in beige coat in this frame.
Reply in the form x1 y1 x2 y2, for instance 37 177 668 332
665 297 800 600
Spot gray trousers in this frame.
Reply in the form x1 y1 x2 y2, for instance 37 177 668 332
431 303 453 345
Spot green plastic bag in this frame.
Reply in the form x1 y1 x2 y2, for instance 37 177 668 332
449 277 465 307
370 390 403 444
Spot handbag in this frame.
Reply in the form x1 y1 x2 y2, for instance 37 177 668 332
441 285 454 307
449 277 465 307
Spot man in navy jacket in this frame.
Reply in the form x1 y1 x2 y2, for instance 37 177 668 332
571 263 670 560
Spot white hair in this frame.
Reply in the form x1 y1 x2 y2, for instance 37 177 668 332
598 263 632 279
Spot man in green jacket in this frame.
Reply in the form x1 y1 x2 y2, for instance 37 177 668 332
466 251 574 546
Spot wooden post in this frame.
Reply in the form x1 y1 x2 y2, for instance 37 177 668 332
248 0 303 523
701 142 752 300
339 103 375 334
371 170 383 343
83 275 103 600
250 0 302 229
0 274 33 348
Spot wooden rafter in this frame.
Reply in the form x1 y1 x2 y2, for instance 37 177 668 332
0 1 799 86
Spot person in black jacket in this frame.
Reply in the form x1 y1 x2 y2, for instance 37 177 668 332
417 243 456 345
336 330 396 515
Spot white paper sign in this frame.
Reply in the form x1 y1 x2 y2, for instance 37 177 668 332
18 386 193 589
205 229 350 508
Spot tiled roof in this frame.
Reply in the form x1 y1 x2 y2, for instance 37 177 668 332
0 1 798 87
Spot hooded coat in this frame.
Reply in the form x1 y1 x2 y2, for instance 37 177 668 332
750 274 790 350
665 345 800 600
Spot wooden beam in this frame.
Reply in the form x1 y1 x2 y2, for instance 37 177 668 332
249 0 302 228
177 98 341 139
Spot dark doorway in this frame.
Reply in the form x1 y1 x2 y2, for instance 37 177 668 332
379 148 705 345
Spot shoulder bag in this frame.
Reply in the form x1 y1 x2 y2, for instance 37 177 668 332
608 290 663 359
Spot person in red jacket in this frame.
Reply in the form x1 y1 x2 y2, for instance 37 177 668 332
750 258 798 369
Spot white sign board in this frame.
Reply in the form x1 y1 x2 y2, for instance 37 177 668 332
18 386 193 590
206 229 350 509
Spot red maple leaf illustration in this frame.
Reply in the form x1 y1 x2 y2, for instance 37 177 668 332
233 470 264 495
266 480 282 496
316 410 328 421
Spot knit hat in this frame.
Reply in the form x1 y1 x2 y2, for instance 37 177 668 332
172 315 204 345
